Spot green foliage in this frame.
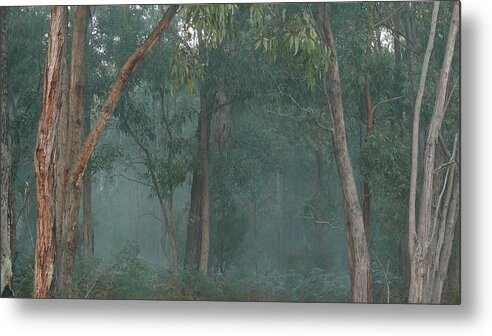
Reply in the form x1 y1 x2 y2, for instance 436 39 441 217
184 4 238 49
89 143 123 175
362 116 411 200
8 3 461 303
72 250 352 301
249 4 331 88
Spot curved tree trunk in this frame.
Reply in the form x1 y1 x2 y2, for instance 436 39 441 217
316 3 372 303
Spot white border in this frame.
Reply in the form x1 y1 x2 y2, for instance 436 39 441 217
2 0 491 335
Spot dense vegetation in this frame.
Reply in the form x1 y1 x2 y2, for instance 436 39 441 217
0 2 460 303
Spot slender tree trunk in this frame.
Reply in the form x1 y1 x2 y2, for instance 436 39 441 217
316 3 372 303
184 166 203 268
33 5 177 298
405 3 417 97
362 6 374 246
82 102 93 259
82 166 93 259
123 119 178 271
313 149 325 268
167 196 178 271
409 2 460 303
198 92 211 276
408 3 439 282
0 6 14 297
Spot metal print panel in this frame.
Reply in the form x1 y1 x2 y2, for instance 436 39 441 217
0 1 460 303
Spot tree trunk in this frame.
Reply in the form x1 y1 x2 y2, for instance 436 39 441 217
82 158 93 259
167 196 178 271
123 119 178 271
184 85 212 274
33 6 69 298
52 5 90 298
0 6 14 297
33 5 177 298
198 92 211 276
72 6 177 186
362 6 374 246
316 3 372 303
313 149 325 268
184 166 203 269
409 2 460 304
82 101 93 259
408 2 439 279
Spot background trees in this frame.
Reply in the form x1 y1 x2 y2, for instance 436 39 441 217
1 2 460 303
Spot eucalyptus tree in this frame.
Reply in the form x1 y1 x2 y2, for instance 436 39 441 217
173 4 238 275
315 2 372 303
118 82 195 271
33 5 177 298
408 1 460 304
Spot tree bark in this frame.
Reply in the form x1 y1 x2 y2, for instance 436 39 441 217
313 149 325 268
362 5 374 246
408 2 439 276
33 5 177 298
184 82 212 274
52 5 90 298
316 3 372 303
184 165 203 269
82 100 93 259
409 2 460 304
0 6 14 297
198 91 211 276
33 6 68 298
72 6 178 188
82 113 93 260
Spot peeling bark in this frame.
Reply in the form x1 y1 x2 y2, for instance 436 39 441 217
33 6 68 298
33 5 177 298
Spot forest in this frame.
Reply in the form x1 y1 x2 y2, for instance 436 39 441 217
0 2 460 303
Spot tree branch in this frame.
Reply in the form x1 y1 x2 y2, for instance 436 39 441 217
72 5 178 188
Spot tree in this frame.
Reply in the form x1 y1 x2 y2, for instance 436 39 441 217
1 6 15 297
315 3 372 303
184 76 213 275
82 107 93 260
180 4 237 275
120 84 194 272
33 5 177 298
408 2 460 304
